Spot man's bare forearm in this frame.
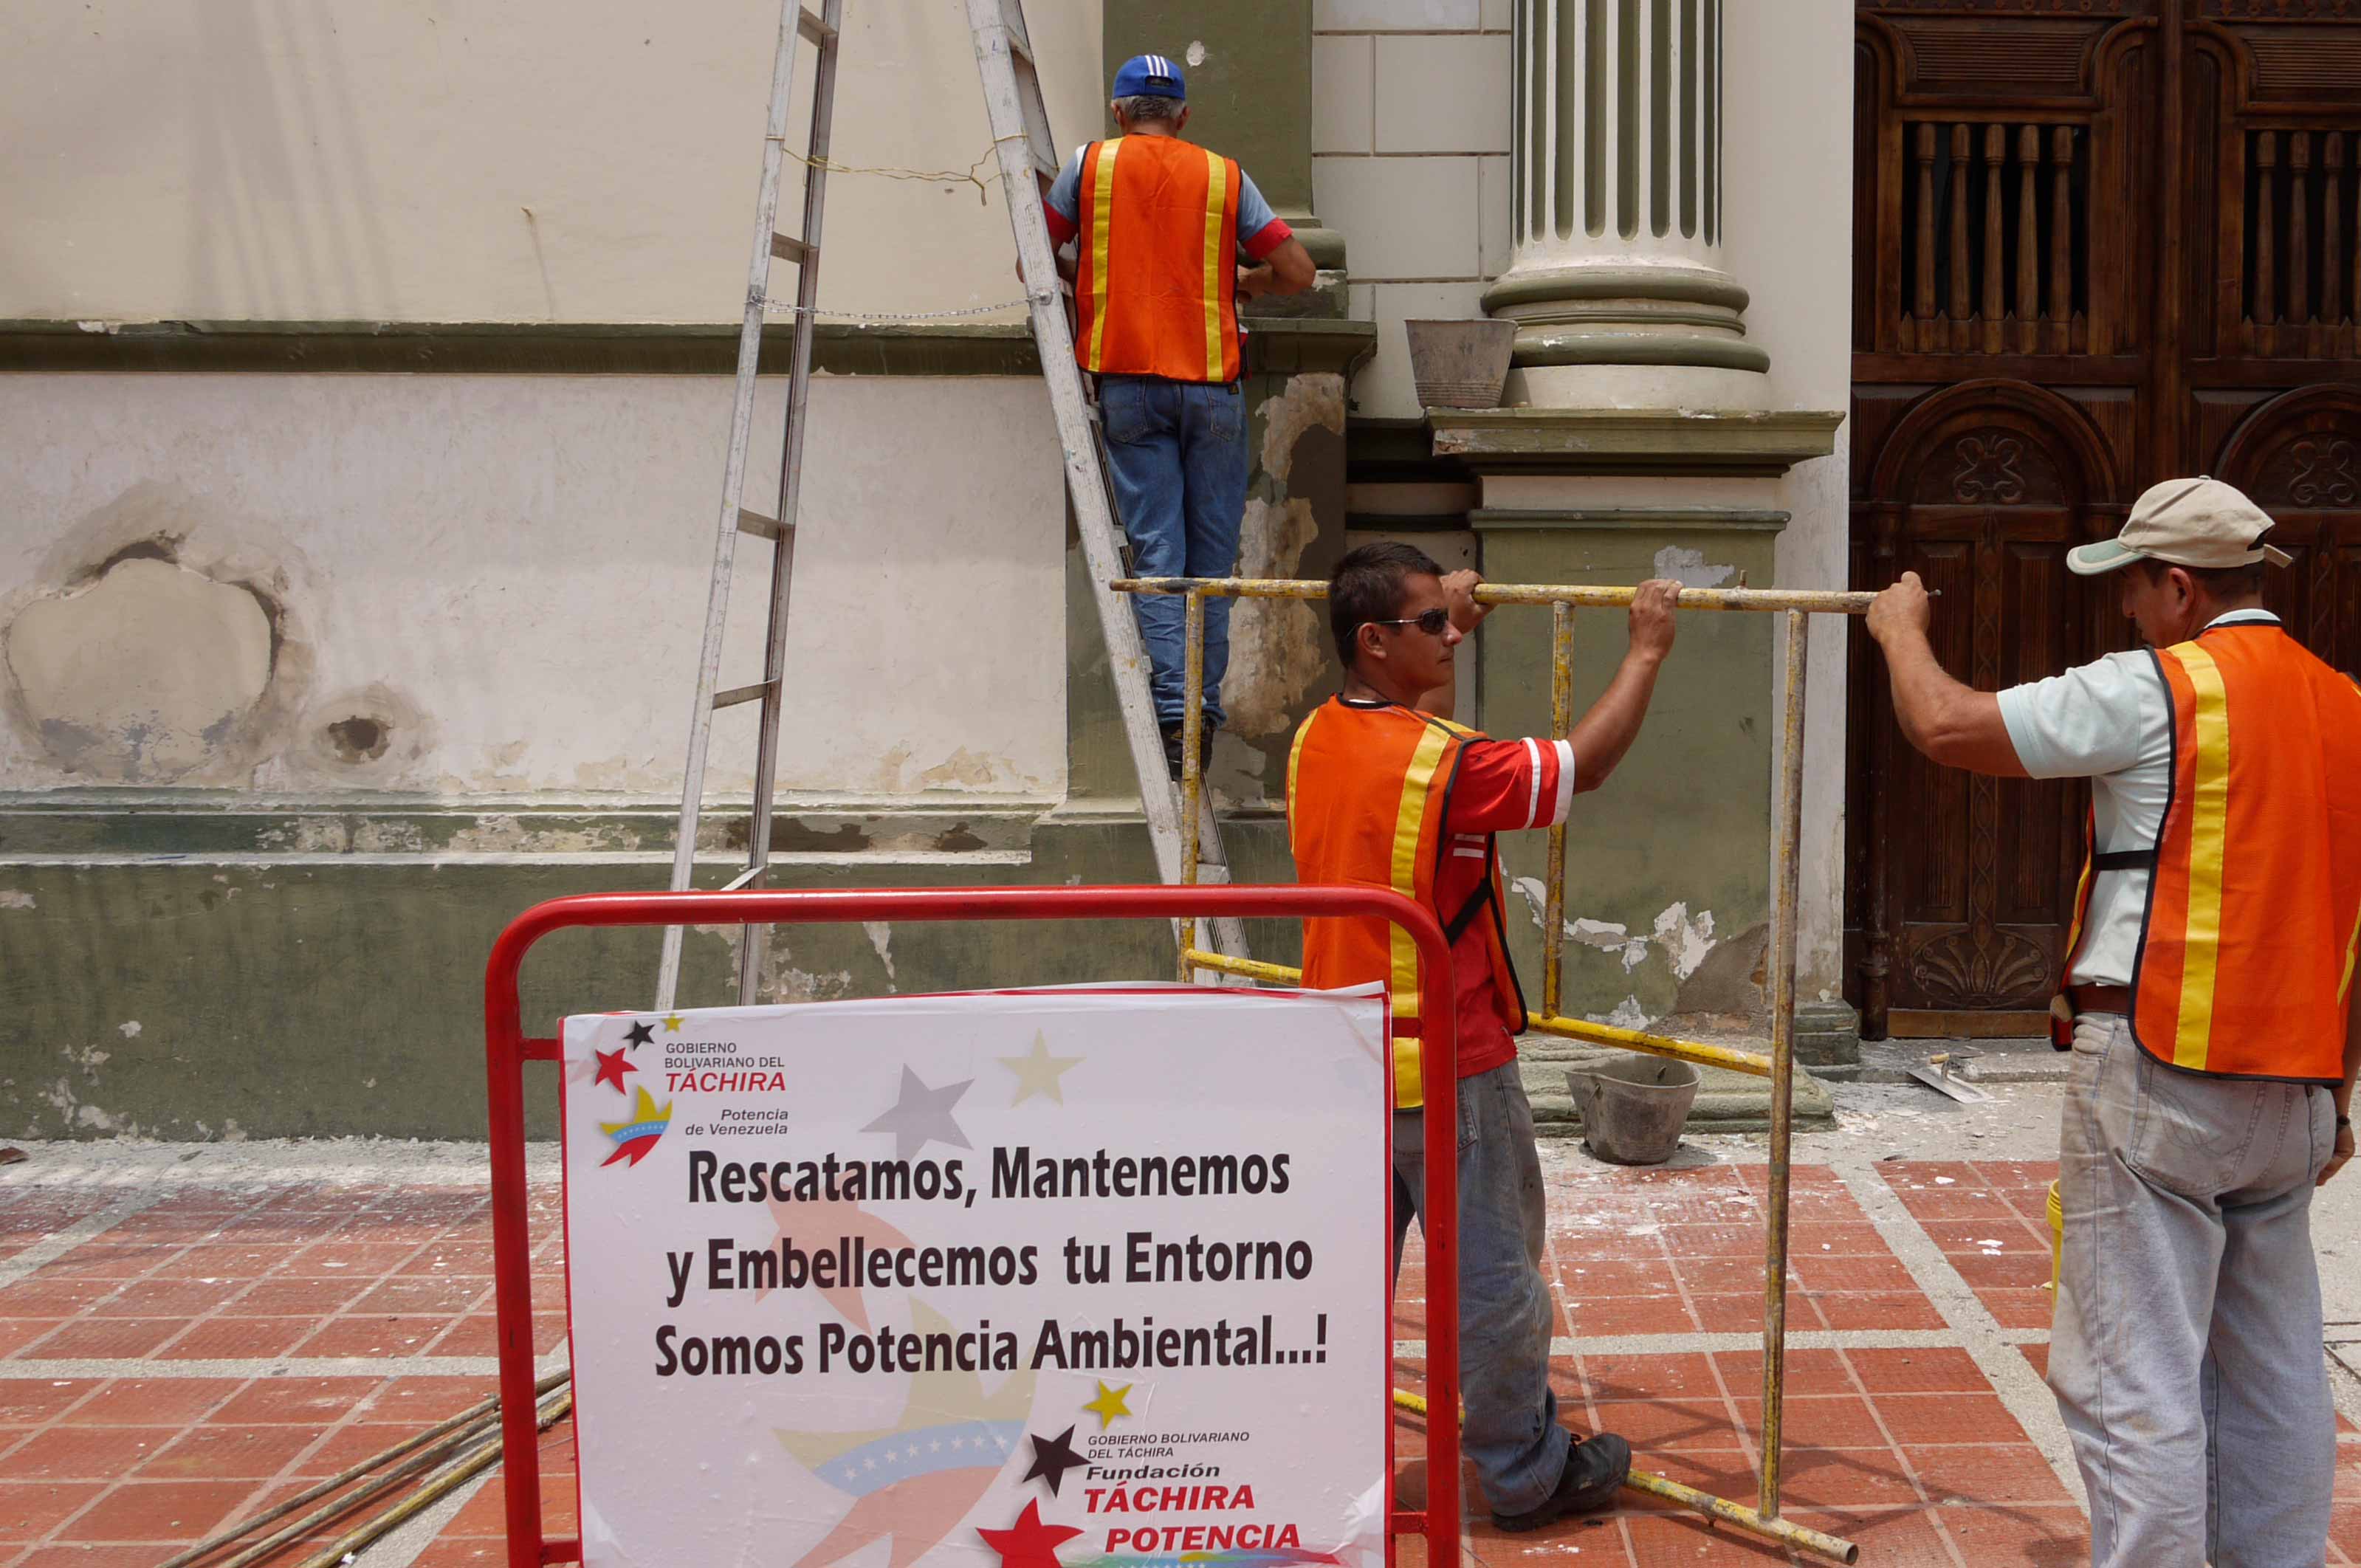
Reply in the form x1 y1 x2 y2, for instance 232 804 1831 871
1875 624 2028 777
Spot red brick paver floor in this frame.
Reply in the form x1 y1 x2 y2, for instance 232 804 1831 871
2 1161 2357 1567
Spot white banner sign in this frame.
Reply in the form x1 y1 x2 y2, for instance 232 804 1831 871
560 984 1390 1568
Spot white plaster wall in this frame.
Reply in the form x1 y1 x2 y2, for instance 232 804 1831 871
0 374 1068 799
0 0 1100 324
1725 0 1856 1002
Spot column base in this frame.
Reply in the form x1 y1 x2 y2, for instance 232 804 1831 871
1792 999 1863 1069
1482 260 1770 410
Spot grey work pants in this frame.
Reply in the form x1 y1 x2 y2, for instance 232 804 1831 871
2051 1014 2339 1568
1392 1060 1570 1517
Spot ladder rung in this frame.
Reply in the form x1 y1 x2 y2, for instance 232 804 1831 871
737 507 785 541
771 233 814 266
721 864 766 893
797 7 835 44
712 681 777 709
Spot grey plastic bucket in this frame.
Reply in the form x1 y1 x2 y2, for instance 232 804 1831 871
1403 318 1516 410
1566 1053 1702 1166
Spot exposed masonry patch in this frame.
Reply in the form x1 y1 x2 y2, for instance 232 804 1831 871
0 890 33 909
1590 996 1653 1031
326 715 390 761
1652 545 1736 589
2 493 320 785
864 921 898 988
1510 880 1718 982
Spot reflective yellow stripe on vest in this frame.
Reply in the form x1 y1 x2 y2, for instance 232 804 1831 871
1083 139 1123 373
2173 644 2232 1070
1387 727 1452 1107
1285 709 1315 842
1198 148 1228 381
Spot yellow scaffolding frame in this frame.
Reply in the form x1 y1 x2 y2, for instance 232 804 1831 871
1119 573 1876 1566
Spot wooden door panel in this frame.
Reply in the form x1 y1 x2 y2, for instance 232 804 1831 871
1851 0 2361 1037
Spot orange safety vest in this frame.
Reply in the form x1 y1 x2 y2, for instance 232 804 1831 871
1286 698 1527 1110
2049 624 2361 1083
1072 135 1243 384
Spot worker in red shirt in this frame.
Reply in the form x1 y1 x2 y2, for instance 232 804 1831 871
1287 541 1682 1530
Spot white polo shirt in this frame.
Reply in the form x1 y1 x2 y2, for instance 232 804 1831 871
1993 609 2283 987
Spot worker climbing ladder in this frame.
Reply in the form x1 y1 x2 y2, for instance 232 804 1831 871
659 0 1248 1010
964 0 1250 971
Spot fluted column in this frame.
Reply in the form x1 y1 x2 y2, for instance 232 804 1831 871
1482 0 1768 408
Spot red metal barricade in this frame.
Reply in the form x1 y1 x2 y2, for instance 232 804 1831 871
483 884 1461 1568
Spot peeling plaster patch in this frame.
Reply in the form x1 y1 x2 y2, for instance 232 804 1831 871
1258 373 1346 483
0 890 32 910
1651 546 1735 590
863 921 898 988
117 1021 141 1039
1221 498 1324 740
1590 996 1654 1031
301 683 436 783
6 558 274 782
1651 902 1717 980
2 492 320 786
915 748 1003 790
870 743 915 794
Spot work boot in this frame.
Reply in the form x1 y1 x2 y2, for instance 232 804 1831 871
1160 724 1215 782
1490 1431 1632 1533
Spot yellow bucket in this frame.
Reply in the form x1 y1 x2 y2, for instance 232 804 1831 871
2046 1178 2063 1304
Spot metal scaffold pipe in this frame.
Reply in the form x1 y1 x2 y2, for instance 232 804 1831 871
1114 575 1878 615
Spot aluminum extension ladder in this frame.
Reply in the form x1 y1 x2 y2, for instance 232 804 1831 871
966 0 1248 969
659 0 1246 1009
655 0 845 1009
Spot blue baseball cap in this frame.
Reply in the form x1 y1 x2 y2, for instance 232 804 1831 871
1112 53 1185 101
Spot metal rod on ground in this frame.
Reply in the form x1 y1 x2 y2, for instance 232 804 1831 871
156 1372 569 1568
207 1386 557 1568
1759 608 1810 1519
1179 949 1781 1076
1115 577 1878 616
1542 601 1573 1017
1388 1388 1855 1563
1180 588 1206 983
289 1386 575 1568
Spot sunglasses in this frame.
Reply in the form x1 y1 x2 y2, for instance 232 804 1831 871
1369 608 1454 636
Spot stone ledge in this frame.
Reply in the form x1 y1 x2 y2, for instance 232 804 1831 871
1429 407 1846 477
0 317 1379 379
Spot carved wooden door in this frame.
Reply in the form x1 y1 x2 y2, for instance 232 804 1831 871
1848 0 2361 1039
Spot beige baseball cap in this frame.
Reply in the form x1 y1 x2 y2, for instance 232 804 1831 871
2066 476 2295 577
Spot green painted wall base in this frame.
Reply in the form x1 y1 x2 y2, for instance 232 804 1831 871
0 802 1302 1141
1472 509 1787 1028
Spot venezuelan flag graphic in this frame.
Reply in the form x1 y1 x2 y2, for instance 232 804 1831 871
598 1086 672 1167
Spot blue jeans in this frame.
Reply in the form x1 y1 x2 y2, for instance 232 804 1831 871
1098 374 1248 729
1392 1061 1570 1517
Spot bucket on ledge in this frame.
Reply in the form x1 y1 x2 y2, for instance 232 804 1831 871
1566 1053 1702 1166
1403 318 1516 410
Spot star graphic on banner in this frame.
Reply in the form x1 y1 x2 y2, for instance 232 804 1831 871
1021 1425 1087 1496
777 1303 1034 1568
592 1047 636 1093
997 1032 1082 1107
760 1195 914 1329
1080 1380 1131 1429
976 1499 1082 1568
862 1067 973 1159
623 1019 656 1048
661 1014 686 1033
597 1086 672 1167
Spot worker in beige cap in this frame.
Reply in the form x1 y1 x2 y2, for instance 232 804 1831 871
1866 476 2361 1568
